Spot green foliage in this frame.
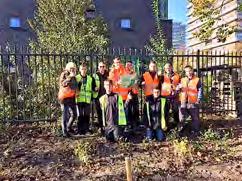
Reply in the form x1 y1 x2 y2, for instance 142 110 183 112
190 0 235 43
74 139 96 165
173 138 192 157
202 73 213 103
145 0 172 69
29 0 109 53
201 128 221 141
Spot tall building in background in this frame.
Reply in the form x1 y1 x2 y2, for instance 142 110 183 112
160 0 168 19
187 0 242 51
172 22 186 50
0 0 172 50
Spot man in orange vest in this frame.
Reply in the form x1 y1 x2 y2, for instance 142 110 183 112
122 61 139 131
177 65 203 135
161 63 180 129
108 56 126 93
140 60 160 99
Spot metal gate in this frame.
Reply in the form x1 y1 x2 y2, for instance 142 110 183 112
0 48 241 122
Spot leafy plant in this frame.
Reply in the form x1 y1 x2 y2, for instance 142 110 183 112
200 128 221 141
145 0 172 69
29 0 109 53
74 139 96 165
189 0 235 43
173 138 192 158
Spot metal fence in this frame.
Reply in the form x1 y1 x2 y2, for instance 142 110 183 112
0 48 242 122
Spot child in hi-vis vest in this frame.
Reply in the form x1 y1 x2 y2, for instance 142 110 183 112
143 86 167 141
99 79 127 142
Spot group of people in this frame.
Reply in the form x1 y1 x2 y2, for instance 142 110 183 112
58 57 202 142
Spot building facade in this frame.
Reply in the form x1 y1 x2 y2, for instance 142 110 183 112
172 22 186 50
0 0 35 49
0 0 172 50
187 0 242 51
93 0 172 49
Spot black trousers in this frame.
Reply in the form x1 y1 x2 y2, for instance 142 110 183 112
94 98 103 129
125 94 139 129
165 98 179 129
77 102 91 134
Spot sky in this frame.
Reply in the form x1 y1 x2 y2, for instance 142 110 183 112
168 0 187 24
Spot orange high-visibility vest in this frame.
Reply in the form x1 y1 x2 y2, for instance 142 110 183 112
109 65 126 93
143 72 159 97
161 73 180 97
118 86 130 100
180 76 199 104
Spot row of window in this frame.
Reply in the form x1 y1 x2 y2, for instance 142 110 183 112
8 16 132 30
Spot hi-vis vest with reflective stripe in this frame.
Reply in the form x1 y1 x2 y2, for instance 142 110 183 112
99 94 127 126
93 73 100 99
161 73 180 97
75 75 92 103
180 76 199 104
143 72 159 96
146 98 167 131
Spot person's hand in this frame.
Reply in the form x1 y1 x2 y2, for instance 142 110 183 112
141 81 145 86
176 83 182 91
127 93 132 101
196 100 201 104
157 70 162 76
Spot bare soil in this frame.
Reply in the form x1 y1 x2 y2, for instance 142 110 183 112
0 119 242 181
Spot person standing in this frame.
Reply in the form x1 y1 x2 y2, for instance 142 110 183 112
76 62 96 135
177 65 203 135
109 56 126 94
99 80 127 142
58 62 78 137
93 61 109 134
143 86 166 141
140 60 160 99
161 63 180 129
122 61 139 130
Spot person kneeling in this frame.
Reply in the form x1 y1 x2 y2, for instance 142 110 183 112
99 79 127 142
143 86 167 141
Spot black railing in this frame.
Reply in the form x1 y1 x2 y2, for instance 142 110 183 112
0 48 241 122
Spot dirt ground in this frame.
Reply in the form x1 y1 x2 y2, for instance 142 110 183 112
0 118 242 181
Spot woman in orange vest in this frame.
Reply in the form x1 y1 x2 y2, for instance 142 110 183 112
161 63 180 130
58 62 78 137
177 65 203 136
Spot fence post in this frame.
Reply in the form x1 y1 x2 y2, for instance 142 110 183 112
196 50 201 77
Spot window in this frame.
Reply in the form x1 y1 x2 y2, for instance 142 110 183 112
120 19 131 29
9 17 21 28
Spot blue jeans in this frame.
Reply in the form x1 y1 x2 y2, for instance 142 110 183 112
146 128 165 141
61 103 77 135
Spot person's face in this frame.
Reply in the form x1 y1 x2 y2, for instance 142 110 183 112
153 89 160 98
185 67 194 78
80 66 87 76
113 58 121 68
69 67 76 75
126 62 133 71
98 62 106 74
149 62 157 72
164 64 172 74
104 81 112 93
